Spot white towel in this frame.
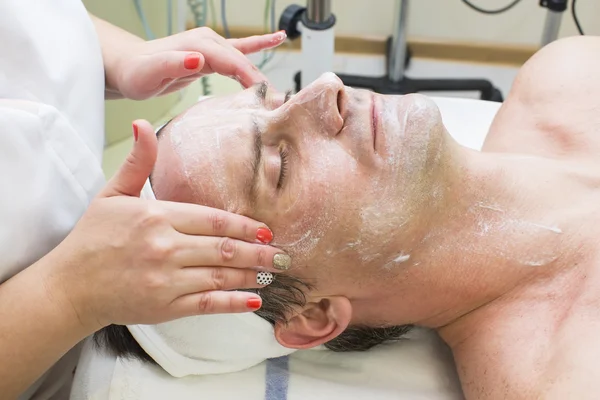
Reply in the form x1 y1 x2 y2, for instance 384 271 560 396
130 180 297 378
72 328 463 400
140 178 156 200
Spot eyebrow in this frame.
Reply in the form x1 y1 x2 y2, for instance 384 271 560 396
247 82 290 206
248 122 263 207
255 81 268 105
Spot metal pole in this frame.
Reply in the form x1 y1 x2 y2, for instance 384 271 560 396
540 9 563 46
177 0 187 33
300 0 335 87
388 0 409 82
306 0 332 23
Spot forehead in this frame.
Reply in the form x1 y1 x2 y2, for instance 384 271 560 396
195 87 260 110
166 92 259 212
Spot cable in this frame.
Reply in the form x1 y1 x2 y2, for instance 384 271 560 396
201 2 211 95
188 0 207 27
270 0 276 35
257 0 277 70
461 0 522 15
202 0 208 30
133 0 156 39
571 0 584 35
209 0 217 29
218 0 276 70
221 0 231 38
167 0 173 36
201 76 211 96
192 0 278 85
188 0 212 95
266 0 277 65
257 0 272 69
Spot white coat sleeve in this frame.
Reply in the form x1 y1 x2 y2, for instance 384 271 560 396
0 99 105 284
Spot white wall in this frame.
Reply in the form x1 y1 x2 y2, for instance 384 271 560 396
196 0 596 46
85 1 599 48
85 1 599 53
84 0 598 146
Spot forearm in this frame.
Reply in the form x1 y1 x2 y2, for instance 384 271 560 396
0 255 93 399
89 14 144 99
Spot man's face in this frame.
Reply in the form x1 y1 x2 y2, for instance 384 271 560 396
156 73 446 305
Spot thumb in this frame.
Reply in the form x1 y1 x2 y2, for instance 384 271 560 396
100 120 158 198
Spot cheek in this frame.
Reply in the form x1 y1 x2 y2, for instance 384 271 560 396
271 178 333 264
272 144 364 264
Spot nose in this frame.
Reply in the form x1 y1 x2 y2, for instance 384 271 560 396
306 72 343 90
288 73 345 137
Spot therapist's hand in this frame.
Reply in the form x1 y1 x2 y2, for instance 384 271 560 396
111 27 286 100
45 120 288 332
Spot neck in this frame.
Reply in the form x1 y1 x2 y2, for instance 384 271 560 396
359 135 592 337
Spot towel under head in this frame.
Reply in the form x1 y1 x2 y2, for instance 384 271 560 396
130 180 296 377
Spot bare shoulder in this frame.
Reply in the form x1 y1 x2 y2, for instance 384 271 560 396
510 36 600 108
484 36 600 158
453 258 600 400
454 314 600 400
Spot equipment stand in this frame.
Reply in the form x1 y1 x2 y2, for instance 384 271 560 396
280 0 504 102
539 0 568 47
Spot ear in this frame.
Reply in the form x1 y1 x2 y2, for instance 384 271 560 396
274 297 352 349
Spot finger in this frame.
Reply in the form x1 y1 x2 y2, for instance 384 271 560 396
146 51 207 81
161 201 274 244
171 291 263 318
228 31 287 54
175 234 290 272
155 80 191 96
198 40 269 88
100 120 157 198
178 268 273 294
156 77 199 96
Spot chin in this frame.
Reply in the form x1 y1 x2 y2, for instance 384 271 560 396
377 93 445 177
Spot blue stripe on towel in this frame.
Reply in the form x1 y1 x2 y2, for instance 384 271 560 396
265 356 290 400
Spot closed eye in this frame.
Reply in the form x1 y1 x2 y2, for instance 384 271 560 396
277 146 289 190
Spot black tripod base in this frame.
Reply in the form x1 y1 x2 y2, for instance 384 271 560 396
292 37 504 102
294 71 504 102
339 74 504 102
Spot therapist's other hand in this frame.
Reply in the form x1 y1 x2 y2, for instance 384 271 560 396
114 28 286 100
46 120 286 332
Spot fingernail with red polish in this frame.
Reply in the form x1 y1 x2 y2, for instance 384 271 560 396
247 298 262 310
256 227 273 244
184 53 201 70
132 122 139 142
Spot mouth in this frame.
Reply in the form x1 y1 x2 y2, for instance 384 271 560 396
371 93 379 152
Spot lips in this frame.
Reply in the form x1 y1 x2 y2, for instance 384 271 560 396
371 94 378 152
